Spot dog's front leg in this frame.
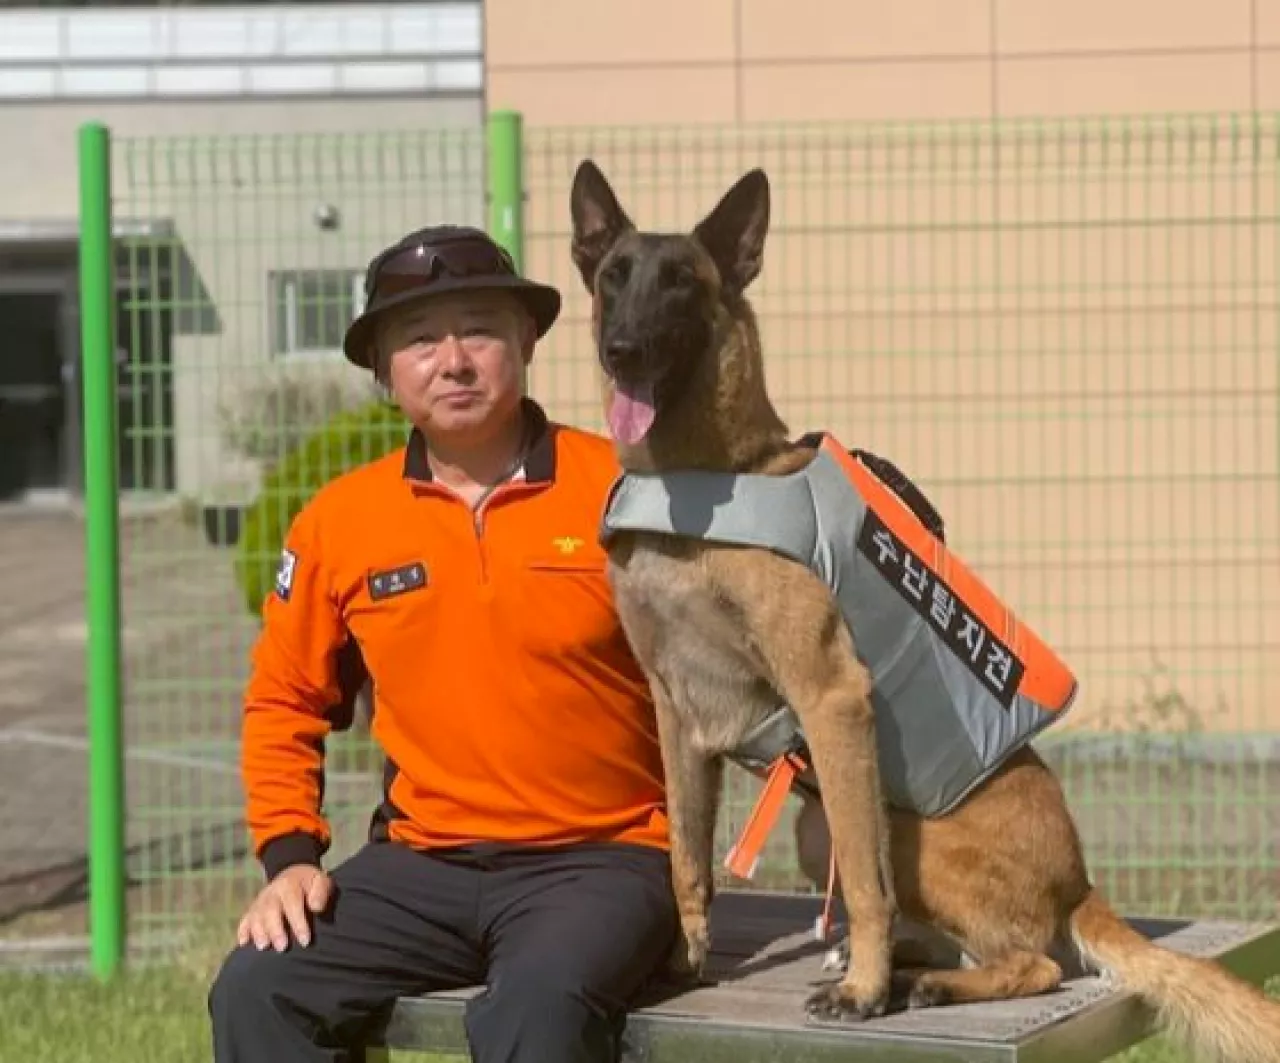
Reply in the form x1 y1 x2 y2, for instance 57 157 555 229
650 675 723 982
756 610 896 1020
796 664 896 1020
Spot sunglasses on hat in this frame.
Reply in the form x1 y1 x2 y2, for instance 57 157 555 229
369 236 517 301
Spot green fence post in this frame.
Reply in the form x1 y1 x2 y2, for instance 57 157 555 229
487 109 525 274
78 120 126 982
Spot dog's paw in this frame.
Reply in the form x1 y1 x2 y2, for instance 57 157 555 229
665 914 711 982
905 975 953 1010
804 980 891 1023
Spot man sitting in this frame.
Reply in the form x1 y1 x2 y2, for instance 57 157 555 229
208 225 677 1063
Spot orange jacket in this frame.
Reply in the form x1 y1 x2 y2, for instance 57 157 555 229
241 400 670 878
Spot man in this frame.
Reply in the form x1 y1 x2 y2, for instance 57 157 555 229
208 225 678 1063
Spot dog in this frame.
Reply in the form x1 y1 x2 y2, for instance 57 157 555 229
568 157 1280 1062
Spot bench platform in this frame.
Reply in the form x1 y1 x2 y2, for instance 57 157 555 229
365 889 1280 1062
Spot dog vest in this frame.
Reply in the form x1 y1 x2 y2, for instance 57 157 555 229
598 433 1079 881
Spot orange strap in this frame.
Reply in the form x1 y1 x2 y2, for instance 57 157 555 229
724 752 842 942
723 752 806 880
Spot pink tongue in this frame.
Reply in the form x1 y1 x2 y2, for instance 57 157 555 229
608 382 657 445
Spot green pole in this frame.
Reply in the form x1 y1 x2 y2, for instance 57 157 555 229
78 120 125 981
487 109 525 274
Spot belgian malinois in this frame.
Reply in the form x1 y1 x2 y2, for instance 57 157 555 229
568 158 1280 1061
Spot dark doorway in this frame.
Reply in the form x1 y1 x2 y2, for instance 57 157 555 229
0 290 68 501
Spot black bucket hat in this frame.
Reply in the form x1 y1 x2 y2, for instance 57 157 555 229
341 224 562 370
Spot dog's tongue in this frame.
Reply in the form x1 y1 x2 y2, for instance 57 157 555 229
608 382 656 445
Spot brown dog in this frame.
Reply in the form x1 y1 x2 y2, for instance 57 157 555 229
569 158 1280 1061
569 161 899 1022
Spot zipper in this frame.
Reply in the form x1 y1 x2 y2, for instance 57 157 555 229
469 480 548 585
472 501 489 584
470 483 516 585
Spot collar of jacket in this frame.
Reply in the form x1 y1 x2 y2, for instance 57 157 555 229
402 396 556 485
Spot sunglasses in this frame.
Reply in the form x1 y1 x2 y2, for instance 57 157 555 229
370 238 516 299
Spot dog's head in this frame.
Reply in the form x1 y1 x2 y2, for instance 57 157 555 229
569 159 771 448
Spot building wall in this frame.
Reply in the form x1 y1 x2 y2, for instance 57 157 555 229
0 94 485 502
486 0 1277 125
0 3 485 499
484 0 1280 737
2 94 484 500
0 96 482 222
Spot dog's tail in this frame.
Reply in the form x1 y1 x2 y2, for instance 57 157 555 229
1070 888 1280 1063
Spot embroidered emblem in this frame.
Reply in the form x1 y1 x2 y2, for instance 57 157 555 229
275 549 298 602
552 536 585 556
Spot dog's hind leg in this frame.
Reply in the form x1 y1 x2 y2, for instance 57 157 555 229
892 951 1063 1009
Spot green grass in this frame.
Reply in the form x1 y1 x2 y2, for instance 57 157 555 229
2 964 220 1063
0 914 457 1063
2 960 1275 1063
0 965 459 1062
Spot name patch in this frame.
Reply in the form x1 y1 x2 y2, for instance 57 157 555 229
857 510 1024 709
368 562 428 601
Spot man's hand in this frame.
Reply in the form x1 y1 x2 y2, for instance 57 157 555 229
236 863 334 951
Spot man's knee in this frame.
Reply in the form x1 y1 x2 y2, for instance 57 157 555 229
208 944 288 1025
465 968 625 1062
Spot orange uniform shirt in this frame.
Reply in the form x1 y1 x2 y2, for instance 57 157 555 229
241 400 670 878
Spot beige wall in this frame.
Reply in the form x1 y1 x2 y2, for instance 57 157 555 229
484 0 1280 125
0 94 484 498
485 1 1279 737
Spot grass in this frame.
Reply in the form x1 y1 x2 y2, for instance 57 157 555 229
2 953 1275 1063
0 912 458 1063
0 964 458 1063
2 964 225 1063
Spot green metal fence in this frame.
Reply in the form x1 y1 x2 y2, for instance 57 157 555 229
78 110 1279 978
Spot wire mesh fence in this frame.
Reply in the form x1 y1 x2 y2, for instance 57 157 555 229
519 114 1280 921
93 111 1278 957
104 127 479 947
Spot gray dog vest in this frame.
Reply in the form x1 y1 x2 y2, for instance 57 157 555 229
598 434 1079 818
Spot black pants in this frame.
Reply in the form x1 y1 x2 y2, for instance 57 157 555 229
208 839 679 1063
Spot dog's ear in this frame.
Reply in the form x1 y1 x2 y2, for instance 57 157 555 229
692 168 770 295
570 159 633 292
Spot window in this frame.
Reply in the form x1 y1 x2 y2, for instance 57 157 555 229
268 269 364 360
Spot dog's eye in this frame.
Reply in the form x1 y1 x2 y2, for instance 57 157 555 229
603 257 631 286
661 260 697 287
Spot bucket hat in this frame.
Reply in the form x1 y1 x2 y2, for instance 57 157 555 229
341 224 562 370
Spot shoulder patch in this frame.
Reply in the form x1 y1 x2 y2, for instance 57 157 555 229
275 548 298 602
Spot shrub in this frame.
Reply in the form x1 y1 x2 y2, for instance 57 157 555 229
234 398 410 616
217 363 377 467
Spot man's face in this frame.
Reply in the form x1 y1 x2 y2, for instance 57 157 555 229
378 290 533 441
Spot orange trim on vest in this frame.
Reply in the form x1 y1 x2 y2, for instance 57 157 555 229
820 435 1075 713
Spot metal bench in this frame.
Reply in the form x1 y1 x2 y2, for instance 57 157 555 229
362 889 1280 1062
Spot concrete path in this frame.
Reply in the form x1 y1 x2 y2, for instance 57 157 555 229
0 506 379 963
